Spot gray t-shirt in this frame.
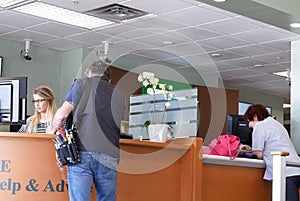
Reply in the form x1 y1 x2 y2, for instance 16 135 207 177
252 116 300 181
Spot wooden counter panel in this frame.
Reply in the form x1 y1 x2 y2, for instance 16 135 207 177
0 133 68 201
1 133 272 201
117 138 202 201
202 164 272 201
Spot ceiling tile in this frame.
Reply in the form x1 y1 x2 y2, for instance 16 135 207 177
161 5 231 26
200 3 238 17
123 0 193 14
215 62 244 72
161 42 213 57
128 15 186 31
0 24 19 35
66 31 114 46
95 23 133 34
227 44 280 57
133 32 187 48
222 57 269 68
199 17 262 35
107 28 155 40
1 29 57 43
222 77 254 85
208 51 244 62
27 22 87 37
262 38 293 51
0 10 46 28
109 40 155 59
133 49 179 60
242 73 283 82
253 51 290 63
233 27 294 43
197 35 251 50
220 68 264 77
41 38 90 51
251 63 288 74
175 26 222 41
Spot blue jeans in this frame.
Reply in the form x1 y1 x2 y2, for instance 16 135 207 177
67 152 118 201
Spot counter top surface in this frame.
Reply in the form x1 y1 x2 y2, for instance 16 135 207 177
0 133 265 168
203 154 266 168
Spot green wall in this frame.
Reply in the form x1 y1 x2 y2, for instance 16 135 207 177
0 39 62 114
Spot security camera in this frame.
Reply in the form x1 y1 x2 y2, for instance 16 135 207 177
97 41 112 63
23 53 32 61
21 39 32 61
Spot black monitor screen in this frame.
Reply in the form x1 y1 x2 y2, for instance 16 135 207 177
226 114 253 146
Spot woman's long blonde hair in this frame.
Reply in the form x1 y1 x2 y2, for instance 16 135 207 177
29 85 57 131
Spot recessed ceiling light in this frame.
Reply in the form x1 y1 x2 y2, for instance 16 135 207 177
213 0 227 2
13 2 115 29
163 41 174 45
276 56 283 60
254 64 264 68
211 53 222 57
71 0 79 5
290 23 300 28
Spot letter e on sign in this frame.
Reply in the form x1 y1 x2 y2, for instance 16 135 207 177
1 160 11 173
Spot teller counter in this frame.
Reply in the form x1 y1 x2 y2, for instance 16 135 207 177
0 133 271 201
202 154 271 201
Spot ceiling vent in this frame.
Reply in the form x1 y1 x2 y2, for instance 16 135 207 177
85 3 148 22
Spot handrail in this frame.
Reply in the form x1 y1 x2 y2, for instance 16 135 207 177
271 151 300 201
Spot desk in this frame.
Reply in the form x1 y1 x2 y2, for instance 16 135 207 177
117 138 202 201
0 133 271 201
0 132 68 201
202 154 271 201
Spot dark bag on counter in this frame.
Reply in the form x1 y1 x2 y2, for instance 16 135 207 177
204 134 240 160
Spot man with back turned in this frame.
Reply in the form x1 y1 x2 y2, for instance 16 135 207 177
52 60 126 201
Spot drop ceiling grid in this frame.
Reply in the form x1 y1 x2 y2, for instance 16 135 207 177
123 0 194 15
0 0 298 100
0 10 47 28
26 22 87 37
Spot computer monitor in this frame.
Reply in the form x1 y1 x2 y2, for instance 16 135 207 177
0 76 27 124
226 114 253 146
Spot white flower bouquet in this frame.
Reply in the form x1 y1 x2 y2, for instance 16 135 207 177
137 71 173 125
137 72 174 142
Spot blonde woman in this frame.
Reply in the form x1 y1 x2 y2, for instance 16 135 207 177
19 85 57 133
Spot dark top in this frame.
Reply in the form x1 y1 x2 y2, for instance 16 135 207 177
66 76 126 158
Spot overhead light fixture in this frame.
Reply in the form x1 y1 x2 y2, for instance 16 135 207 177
254 64 264 68
163 41 175 45
0 0 27 8
13 2 115 29
70 0 79 5
283 103 291 108
211 53 222 57
213 0 227 2
273 70 289 78
273 69 291 86
290 23 300 28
